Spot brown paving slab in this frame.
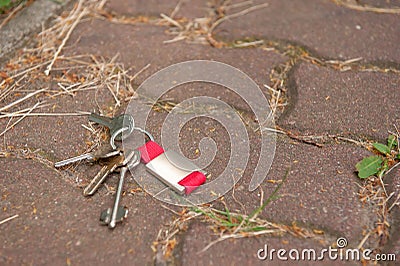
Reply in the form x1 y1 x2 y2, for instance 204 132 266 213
174 0 214 19
279 62 400 141
0 87 115 160
105 0 176 17
1 19 286 197
215 0 400 63
179 220 355 265
59 16 384 260
215 137 377 246
0 158 173 265
64 20 287 87
358 0 400 8
1 7 393 265
105 0 211 19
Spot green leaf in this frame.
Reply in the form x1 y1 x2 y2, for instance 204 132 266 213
388 135 398 150
356 155 383 179
373 143 390 155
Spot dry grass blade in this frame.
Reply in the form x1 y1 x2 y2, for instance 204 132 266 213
160 13 183 29
0 214 19 225
0 101 42 137
170 0 184 18
333 0 400 14
0 111 90 119
0 88 46 112
152 209 201 260
194 205 286 253
233 40 264 47
388 194 400 212
0 2 25 30
224 0 255 10
209 2 269 33
45 4 89 75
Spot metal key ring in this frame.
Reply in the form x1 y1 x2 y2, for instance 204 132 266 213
110 126 155 149
110 127 130 149
132 126 154 142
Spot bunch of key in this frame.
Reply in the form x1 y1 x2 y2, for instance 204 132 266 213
54 113 141 229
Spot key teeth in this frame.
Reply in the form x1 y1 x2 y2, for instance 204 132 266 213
100 208 112 225
99 206 128 228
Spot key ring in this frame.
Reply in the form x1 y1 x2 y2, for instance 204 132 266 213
132 126 154 141
110 126 155 149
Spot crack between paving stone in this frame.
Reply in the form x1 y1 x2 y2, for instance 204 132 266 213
0 146 84 189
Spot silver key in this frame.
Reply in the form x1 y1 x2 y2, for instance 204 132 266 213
89 113 134 141
54 143 121 168
100 150 140 228
83 149 137 196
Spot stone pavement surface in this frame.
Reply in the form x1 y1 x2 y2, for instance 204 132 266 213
0 0 399 265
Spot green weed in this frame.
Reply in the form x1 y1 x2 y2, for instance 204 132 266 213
356 134 399 179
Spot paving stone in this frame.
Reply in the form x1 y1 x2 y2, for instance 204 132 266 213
179 220 355 265
104 0 210 19
220 137 377 246
105 0 176 17
215 0 400 63
358 0 400 8
0 158 173 265
0 87 115 160
65 20 287 87
0 0 72 61
1 2 397 264
279 62 399 141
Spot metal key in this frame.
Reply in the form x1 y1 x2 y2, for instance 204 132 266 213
83 149 138 196
89 113 134 141
54 143 121 168
100 150 141 228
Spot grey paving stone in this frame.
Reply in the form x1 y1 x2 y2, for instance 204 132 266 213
0 0 72 61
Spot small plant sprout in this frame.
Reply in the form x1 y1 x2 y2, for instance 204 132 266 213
356 134 399 179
